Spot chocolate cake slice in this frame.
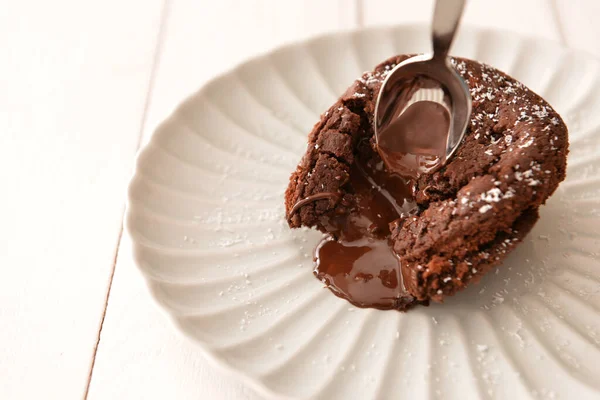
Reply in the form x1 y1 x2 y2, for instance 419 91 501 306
285 55 568 309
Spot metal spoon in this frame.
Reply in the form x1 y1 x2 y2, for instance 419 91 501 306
374 0 471 177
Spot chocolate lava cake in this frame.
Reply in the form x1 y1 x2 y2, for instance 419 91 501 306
285 55 568 310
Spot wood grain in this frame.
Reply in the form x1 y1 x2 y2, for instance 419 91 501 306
88 1 357 399
361 0 560 41
1 0 593 399
0 0 163 398
139 0 358 146
88 0 577 399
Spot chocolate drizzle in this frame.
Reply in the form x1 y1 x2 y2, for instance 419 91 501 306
287 192 340 220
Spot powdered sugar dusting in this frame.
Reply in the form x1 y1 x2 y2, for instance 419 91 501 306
479 204 493 214
481 188 503 203
357 64 396 88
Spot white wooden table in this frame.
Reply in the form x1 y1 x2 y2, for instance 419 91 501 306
1 1 598 398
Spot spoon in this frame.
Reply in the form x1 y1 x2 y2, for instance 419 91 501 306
374 0 471 178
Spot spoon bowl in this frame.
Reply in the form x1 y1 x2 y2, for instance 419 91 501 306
374 54 472 175
374 0 471 177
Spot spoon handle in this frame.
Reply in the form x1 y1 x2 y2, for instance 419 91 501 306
431 0 466 60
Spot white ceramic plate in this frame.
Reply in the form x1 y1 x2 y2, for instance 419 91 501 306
126 25 600 400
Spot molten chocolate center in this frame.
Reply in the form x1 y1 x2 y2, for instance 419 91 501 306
290 93 449 310
312 156 417 310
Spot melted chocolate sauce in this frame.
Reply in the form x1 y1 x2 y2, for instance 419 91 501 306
315 237 402 309
313 156 417 310
377 100 450 178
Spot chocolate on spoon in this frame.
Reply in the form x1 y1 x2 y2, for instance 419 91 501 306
374 0 472 178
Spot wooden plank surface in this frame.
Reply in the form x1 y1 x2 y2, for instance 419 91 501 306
86 1 570 399
0 0 164 398
1 0 597 399
362 0 561 41
139 0 358 145
87 2 357 399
